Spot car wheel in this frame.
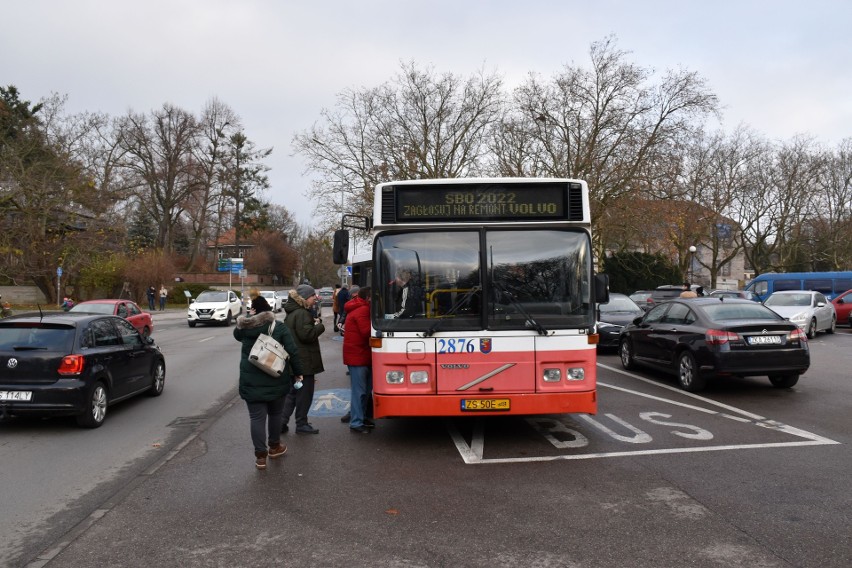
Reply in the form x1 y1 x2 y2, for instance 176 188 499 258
147 360 165 396
619 339 636 370
188 321 196 328
76 381 108 428
225 311 233 326
806 318 817 339
141 326 151 338
677 351 706 392
769 374 799 388
827 316 836 334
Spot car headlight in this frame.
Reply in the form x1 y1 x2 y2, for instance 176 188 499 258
789 312 807 324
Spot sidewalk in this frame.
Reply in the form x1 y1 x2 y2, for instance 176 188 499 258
27 309 372 568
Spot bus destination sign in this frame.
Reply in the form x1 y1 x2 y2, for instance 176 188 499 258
391 182 574 222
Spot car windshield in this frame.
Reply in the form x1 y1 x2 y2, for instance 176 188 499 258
197 291 228 303
69 303 114 315
765 294 811 307
260 292 274 299
702 303 783 321
599 297 642 313
0 324 76 351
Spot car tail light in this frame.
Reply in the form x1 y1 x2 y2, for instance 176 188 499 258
788 328 807 342
58 355 85 376
705 329 740 345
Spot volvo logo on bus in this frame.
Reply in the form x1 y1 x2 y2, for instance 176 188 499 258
441 364 470 369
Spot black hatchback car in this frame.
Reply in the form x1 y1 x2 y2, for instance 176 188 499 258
618 298 809 392
0 312 165 428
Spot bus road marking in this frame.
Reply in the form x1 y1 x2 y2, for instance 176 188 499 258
447 364 840 464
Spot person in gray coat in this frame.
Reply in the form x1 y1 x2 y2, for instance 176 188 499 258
234 295 304 470
281 284 325 434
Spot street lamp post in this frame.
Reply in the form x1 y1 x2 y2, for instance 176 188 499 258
688 245 697 284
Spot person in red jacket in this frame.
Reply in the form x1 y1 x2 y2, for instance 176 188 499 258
342 286 374 433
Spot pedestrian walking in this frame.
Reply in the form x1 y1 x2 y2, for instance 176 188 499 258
159 285 168 311
281 285 325 435
234 295 304 470
343 286 374 433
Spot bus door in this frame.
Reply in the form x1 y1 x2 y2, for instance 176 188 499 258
435 335 536 395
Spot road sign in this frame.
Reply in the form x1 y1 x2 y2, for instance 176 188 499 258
337 266 348 278
57 267 63 277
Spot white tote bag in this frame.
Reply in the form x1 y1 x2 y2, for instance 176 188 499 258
248 320 289 377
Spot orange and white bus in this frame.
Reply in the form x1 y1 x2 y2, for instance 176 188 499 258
334 178 609 418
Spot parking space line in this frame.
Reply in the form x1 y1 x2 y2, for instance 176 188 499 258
447 364 840 464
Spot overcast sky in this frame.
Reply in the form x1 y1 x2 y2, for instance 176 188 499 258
3 1 850 225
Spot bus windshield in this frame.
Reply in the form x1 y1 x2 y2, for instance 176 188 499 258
373 228 593 333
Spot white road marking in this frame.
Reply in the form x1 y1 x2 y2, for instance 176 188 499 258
448 363 840 464
199 337 215 342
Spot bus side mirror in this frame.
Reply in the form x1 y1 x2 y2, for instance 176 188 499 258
333 230 350 265
595 273 610 305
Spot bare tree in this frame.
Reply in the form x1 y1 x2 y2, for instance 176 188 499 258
293 61 504 236
116 103 201 252
504 36 719 254
185 98 238 269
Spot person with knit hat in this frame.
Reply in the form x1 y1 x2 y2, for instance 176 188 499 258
233 294 304 470
281 284 325 434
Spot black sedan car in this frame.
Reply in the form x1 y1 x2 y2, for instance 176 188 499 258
0 312 165 428
597 293 645 349
618 297 809 392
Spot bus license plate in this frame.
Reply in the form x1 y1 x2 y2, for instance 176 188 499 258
0 391 33 401
461 398 510 411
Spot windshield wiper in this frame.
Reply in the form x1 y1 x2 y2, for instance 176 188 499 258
493 283 549 336
423 285 482 337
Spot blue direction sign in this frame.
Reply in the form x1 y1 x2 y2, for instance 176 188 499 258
57 267 63 277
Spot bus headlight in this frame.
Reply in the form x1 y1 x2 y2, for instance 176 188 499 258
410 370 429 384
386 370 404 384
566 367 585 381
543 368 562 382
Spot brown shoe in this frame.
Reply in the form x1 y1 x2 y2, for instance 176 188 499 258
255 450 268 470
268 443 287 459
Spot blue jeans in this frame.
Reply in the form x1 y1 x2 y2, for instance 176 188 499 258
348 366 372 428
245 397 285 453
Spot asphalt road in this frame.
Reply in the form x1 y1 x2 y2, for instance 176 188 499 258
3 311 851 567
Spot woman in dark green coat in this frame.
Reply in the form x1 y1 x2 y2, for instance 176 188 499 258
234 295 304 470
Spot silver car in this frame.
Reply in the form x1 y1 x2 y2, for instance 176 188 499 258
764 290 836 338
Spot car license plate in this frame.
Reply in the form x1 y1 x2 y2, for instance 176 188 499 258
748 335 781 345
461 398 510 411
0 390 33 401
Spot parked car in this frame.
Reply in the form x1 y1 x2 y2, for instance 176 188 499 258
596 293 645 350
258 290 283 312
629 290 655 312
187 290 242 327
618 297 810 391
763 290 836 338
0 312 165 428
651 284 690 303
830 289 852 327
70 299 154 338
318 287 334 307
709 289 757 301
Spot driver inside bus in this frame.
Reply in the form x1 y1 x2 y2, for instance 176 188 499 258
390 268 422 318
